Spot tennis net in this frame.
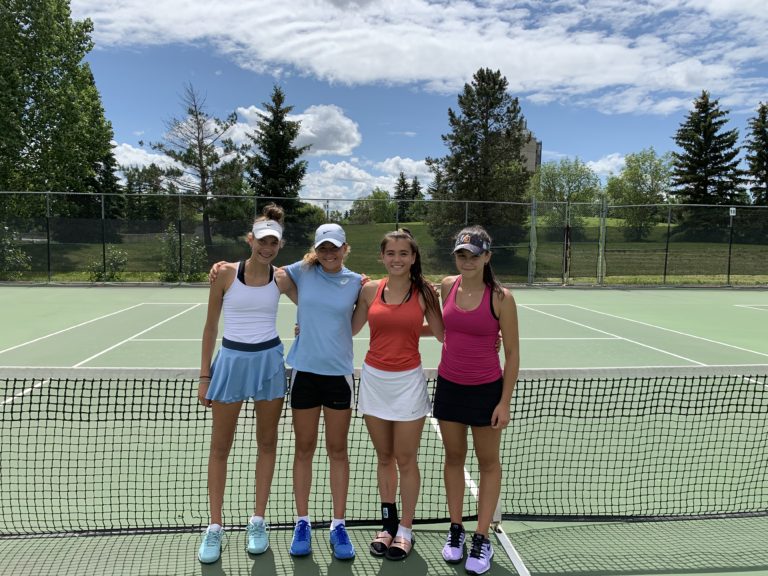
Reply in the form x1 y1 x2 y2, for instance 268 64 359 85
1 366 767 536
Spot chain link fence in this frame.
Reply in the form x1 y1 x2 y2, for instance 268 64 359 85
1 192 766 285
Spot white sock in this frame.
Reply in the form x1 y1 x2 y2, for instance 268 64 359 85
297 515 311 526
396 525 412 541
208 523 222 532
330 518 345 530
250 515 264 525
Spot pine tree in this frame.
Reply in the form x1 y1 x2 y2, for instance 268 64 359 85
426 68 531 247
393 172 410 223
409 176 426 221
246 86 309 204
744 102 768 206
671 91 745 239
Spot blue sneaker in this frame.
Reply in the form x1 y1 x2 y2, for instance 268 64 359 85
330 524 356 560
290 520 312 556
247 518 269 554
198 525 224 564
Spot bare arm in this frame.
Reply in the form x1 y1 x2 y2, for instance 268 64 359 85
421 285 445 342
275 267 298 304
490 288 520 429
351 281 377 336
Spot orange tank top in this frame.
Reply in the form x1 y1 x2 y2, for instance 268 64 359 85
364 278 423 371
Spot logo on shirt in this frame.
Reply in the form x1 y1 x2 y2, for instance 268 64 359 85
340 278 349 285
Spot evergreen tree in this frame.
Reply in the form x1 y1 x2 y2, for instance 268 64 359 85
426 68 531 247
409 176 426 221
671 91 744 238
245 85 311 243
393 172 410 223
0 0 118 217
744 102 768 206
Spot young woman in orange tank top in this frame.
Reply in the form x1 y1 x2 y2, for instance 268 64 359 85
351 229 444 560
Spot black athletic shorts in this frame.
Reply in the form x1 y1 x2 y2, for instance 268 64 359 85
290 370 353 410
432 374 503 427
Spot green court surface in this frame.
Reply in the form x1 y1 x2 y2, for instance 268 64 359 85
1 285 767 576
1 285 767 370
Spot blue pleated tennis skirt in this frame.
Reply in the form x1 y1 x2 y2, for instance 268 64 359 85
207 337 286 403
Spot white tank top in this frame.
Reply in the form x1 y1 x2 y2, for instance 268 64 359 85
222 263 280 343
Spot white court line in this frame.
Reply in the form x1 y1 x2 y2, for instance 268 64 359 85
1 380 46 405
428 416 480 499
0 304 144 356
569 304 768 360
734 304 768 312
520 304 705 365
73 305 202 367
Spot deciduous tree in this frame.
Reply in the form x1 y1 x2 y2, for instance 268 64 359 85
605 148 671 240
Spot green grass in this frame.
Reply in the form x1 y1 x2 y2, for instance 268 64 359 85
9 221 768 286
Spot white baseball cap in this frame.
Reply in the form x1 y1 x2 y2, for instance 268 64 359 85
252 219 283 240
314 223 346 248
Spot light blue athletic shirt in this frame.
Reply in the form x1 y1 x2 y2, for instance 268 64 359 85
284 261 362 375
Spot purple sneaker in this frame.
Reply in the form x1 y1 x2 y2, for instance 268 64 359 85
464 533 493 575
441 523 465 564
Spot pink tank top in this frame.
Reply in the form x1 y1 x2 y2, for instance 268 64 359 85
438 278 502 385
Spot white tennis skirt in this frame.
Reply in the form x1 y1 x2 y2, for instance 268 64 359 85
207 338 286 403
358 362 431 421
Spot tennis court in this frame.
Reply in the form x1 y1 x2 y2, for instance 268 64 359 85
1 285 767 576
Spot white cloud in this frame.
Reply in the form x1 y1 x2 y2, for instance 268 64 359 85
301 157 432 202
113 142 178 169
587 153 626 178
374 156 431 180
233 104 361 156
72 0 768 115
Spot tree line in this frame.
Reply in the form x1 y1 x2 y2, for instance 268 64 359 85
2 0 767 257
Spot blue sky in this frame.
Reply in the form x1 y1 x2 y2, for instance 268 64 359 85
72 0 768 201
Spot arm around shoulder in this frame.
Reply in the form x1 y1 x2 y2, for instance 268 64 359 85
275 267 298 304
351 280 377 335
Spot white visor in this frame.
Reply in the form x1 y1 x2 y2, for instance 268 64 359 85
252 220 283 240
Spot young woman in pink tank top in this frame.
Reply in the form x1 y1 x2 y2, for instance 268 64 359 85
351 229 444 561
434 226 520 576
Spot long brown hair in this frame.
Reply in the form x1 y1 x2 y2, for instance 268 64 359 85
381 228 440 316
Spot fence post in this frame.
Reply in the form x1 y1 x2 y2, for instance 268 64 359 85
562 201 571 285
177 195 183 283
101 194 107 279
662 205 672 284
528 199 537 284
597 198 607 285
727 207 735 285
45 193 51 283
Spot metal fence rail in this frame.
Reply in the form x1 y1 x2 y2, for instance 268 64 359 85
1 191 766 285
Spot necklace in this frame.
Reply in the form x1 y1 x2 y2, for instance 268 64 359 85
383 280 412 305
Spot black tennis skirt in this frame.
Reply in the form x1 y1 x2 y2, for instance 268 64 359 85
432 375 503 427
